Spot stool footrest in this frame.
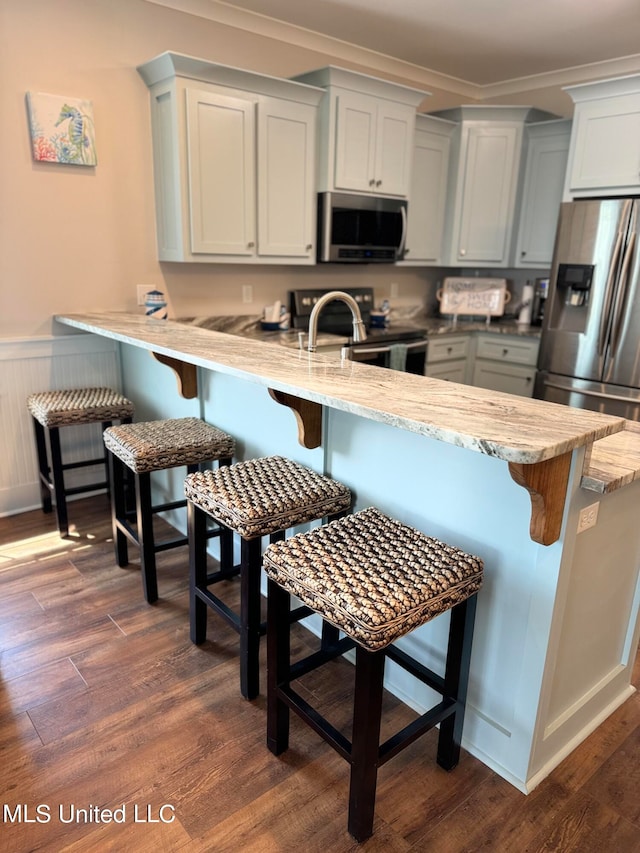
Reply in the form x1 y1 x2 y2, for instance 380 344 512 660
194 587 267 637
278 682 352 762
61 456 107 473
63 481 108 498
288 636 355 682
379 698 456 766
385 644 446 695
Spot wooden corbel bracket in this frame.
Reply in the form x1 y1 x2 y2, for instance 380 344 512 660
508 451 572 545
151 352 198 399
268 389 322 449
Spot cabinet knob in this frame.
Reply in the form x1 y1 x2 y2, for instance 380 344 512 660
459 248 466 256
305 244 312 251
247 241 255 248
502 348 509 357
375 180 382 187
447 346 453 354
521 250 527 256
369 179 375 187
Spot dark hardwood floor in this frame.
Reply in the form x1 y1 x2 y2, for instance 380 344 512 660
0 495 639 852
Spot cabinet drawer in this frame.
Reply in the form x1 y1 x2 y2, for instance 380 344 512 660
475 335 539 366
425 360 467 383
472 361 536 397
427 335 470 363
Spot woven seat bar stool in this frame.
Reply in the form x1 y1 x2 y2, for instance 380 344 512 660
104 417 235 604
264 506 484 842
27 387 134 538
184 455 352 700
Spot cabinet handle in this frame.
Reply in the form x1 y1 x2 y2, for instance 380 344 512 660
247 241 255 248
521 250 527 256
459 248 466 256
305 244 312 251
502 348 509 357
376 180 382 187
447 346 453 354
369 179 375 187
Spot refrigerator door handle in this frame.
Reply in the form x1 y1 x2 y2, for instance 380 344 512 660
598 199 631 356
609 205 638 360
543 377 638 405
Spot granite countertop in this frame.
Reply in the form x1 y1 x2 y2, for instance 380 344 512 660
179 313 541 349
54 312 623 466
581 420 640 493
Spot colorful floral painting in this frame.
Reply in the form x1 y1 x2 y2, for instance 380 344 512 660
26 92 97 166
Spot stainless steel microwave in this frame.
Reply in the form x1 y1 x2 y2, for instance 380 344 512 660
316 192 407 263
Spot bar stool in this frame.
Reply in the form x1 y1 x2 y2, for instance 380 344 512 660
27 387 134 537
103 417 235 604
184 455 352 700
264 506 484 842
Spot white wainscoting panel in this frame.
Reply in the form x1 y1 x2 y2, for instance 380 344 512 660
0 335 123 517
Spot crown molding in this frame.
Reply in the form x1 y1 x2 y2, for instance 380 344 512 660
144 0 640 101
144 0 479 98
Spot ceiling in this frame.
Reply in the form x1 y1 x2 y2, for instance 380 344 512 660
181 0 640 88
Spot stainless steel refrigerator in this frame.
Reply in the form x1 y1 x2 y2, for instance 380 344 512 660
534 197 640 419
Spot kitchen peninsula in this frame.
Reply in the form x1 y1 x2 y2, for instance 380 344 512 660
55 312 640 794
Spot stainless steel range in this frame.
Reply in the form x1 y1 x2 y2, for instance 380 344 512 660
288 288 428 374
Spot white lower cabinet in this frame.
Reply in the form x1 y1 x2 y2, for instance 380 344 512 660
138 53 322 264
425 334 470 382
470 334 540 397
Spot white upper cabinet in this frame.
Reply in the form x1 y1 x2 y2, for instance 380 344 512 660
564 74 640 197
431 106 557 268
138 52 322 264
186 89 256 256
400 114 455 265
514 120 571 269
293 66 428 198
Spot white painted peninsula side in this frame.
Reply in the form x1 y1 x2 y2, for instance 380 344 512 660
54 313 640 793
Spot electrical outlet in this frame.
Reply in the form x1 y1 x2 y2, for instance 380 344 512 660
242 285 253 303
137 285 154 306
577 501 599 533
390 281 399 298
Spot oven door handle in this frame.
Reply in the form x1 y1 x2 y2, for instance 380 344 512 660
349 339 427 356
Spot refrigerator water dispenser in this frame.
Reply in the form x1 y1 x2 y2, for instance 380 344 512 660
552 263 594 332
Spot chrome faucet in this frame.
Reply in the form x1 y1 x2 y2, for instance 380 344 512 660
307 290 367 353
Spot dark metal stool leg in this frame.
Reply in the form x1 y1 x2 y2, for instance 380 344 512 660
32 417 52 514
240 536 262 700
136 471 158 604
189 500 209 645
109 452 129 568
348 646 385 842
437 594 478 771
48 427 69 537
267 577 290 755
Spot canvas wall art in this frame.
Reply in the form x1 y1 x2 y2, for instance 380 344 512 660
26 92 97 166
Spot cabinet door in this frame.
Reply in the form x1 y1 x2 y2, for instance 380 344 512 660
404 126 451 262
569 93 640 191
515 127 570 268
455 125 520 265
257 99 316 259
374 101 415 197
334 91 377 193
186 89 255 256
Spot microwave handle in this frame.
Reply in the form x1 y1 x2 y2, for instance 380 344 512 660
398 205 407 258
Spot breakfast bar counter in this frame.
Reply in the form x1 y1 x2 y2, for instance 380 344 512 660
54 311 640 795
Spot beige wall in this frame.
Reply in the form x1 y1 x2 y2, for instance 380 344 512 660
1 0 576 337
